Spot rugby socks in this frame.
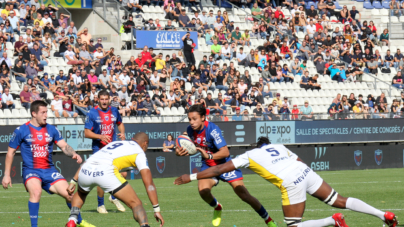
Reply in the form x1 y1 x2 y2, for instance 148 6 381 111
28 201 39 227
346 197 385 220
67 202 82 224
256 205 273 224
297 217 334 227
209 198 222 210
97 196 105 207
111 195 117 200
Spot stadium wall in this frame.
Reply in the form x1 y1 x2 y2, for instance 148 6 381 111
0 145 403 183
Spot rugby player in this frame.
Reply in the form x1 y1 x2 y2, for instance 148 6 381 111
1 100 94 227
84 90 126 213
174 137 398 227
176 105 277 227
65 132 164 227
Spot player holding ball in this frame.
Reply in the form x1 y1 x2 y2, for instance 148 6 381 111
84 90 126 214
175 104 278 227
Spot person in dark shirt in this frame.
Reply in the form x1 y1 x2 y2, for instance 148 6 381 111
352 49 364 67
182 32 195 66
323 36 335 49
306 5 318 18
123 15 135 34
384 50 394 68
308 74 321 90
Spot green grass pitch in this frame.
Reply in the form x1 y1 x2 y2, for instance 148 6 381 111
0 168 403 227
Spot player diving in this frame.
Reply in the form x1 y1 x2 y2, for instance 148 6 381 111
174 136 398 227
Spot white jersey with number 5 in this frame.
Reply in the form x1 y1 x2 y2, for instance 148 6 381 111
232 144 323 205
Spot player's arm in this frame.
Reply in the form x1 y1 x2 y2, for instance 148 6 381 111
117 122 125 141
84 128 111 144
174 161 236 185
140 169 160 206
66 165 82 195
2 146 17 189
196 145 229 160
56 140 82 164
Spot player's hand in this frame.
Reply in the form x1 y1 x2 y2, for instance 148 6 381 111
175 147 189 156
173 174 191 185
72 154 82 164
99 135 112 144
117 133 125 141
196 147 209 159
2 175 12 189
154 212 165 227
66 182 76 195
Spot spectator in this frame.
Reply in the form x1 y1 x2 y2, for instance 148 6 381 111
178 9 189 28
364 56 378 75
62 95 78 118
308 74 321 90
182 32 195 66
20 84 33 109
232 107 242 121
163 134 175 152
143 95 160 116
392 71 404 89
211 39 222 60
253 103 264 120
352 100 363 119
1 87 14 109
51 94 67 118
291 104 299 120
242 109 250 121
300 100 314 120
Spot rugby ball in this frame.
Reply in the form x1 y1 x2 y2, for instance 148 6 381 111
176 135 197 155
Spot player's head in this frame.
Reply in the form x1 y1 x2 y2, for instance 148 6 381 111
255 137 271 148
188 104 206 130
97 90 110 110
30 100 48 125
132 132 149 152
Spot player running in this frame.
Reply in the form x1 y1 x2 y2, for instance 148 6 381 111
65 132 164 227
84 90 126 213
175 137 399 227
1 100 94 227
176 105 277 227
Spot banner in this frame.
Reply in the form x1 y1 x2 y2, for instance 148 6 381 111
0 125 15 153
135 31 199 49
125 121 256 148
44 0 92 9
0 145 402 183
57 125 92 151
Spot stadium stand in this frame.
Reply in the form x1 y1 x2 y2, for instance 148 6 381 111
1 0 404 125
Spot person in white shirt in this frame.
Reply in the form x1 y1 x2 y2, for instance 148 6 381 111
200 10 208 25
8 11 19 34
150 70 160 89
213 18 223 32
1 87 15 109
0 52 12 69
51 95 67 118
118 70 130 86
306 20 316 38
221 42 231 60
71 69 83 86
41 12 52 25
118 86 130 103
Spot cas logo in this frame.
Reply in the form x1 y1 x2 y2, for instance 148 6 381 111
196 137 202 144
156 156 165 174
375 149 383 165
51 172 63 180
354 150 362 166
104 116 109 121
37 134 43 141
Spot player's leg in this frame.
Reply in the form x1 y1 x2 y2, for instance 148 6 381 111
311 180 397 226
198 178 222 226
230 180 276 226
96 186 108 213
108 172 127 212
66 187 91 227
112 182 150 226
25 178 42 227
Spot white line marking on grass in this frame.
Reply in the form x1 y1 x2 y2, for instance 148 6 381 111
0 208 403 214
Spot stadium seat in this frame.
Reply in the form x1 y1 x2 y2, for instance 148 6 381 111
382 0 390 8
334 1 343 9
306 1 317 9
364 1 374 9
372 1 383 9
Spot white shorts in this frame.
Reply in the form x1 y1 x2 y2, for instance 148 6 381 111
280 165 323 206
78 162 127 194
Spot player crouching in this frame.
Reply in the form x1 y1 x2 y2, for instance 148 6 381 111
65 132 164 227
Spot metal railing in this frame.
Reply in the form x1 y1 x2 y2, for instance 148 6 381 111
54 0 72 24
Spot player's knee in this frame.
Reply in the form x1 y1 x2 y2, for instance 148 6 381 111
333 195 348 208
284 217 302 227
125 197 142 209
29 188 42 200
323 189 344 207
198 188 212 197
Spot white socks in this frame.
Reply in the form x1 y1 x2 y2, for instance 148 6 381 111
296 217 335 227
346 197 385 221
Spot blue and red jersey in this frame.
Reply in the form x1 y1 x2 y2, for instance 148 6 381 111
187 121 230 167
9 122 63 170
84 106 122 153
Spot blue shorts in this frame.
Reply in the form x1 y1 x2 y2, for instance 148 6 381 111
201 162 243 185
22 167 66 194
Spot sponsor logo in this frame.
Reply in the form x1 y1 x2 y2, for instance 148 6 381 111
354 150 363 166
37 134 43 141
375 149 383 165
211 129 222 144
256 122 295 144
51 172 63 180
196 137 202 144
189 153 202 174
155 32 182 48
59 125 92 150
234 124 246 143
25 173 40 179
311 147 329 170
156 156 165 174
105 116 109 121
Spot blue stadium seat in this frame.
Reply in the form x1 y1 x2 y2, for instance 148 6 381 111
364 0 374 8
306 1 317 9
373 0 383 8
334 1 343 9
356 0 365 2
382 0 390 8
